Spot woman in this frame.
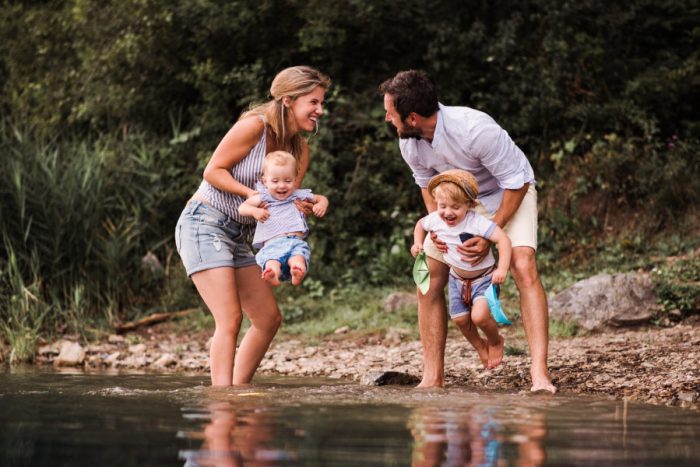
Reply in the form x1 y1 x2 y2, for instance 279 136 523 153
175 66 330 386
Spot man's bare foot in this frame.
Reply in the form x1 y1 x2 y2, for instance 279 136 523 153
261 267 280 286
530 376 556 394
472 337 489 368
290 264 306 285
415 379 444 389
487 335 505 369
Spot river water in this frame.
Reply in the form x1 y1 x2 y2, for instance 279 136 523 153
1 369 698 466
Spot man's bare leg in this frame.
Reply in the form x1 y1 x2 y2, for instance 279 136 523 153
416 257 449 388
511 246 556 393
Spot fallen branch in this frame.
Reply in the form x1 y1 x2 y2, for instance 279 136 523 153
115 308 199 334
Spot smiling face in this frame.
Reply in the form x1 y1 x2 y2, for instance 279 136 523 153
287 86 326 133
383 94 421 139
262 161 297 201
433 187 470 227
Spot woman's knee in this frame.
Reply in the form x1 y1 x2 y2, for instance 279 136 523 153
214 311 244 336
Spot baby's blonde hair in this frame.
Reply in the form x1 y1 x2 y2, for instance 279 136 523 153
427 169 480 207
262 150 298 176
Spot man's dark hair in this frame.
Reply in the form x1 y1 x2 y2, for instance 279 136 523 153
378 70 439 121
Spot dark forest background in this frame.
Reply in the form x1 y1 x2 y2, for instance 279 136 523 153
1 0 698 351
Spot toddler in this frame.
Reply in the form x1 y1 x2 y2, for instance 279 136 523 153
411 170 511 369
239 151 329 286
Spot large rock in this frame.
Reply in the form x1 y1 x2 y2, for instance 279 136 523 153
549 273 657 331
53 341 86 367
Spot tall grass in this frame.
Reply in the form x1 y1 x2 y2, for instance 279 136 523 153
0 122 197 356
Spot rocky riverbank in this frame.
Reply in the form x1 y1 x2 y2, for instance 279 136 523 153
30 317 700 411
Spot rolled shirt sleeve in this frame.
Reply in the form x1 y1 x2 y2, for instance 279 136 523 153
469 122 534 191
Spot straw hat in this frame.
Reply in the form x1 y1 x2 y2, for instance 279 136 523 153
427 169 479 202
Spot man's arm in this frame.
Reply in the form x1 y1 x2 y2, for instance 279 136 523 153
421 188 437 213
459 184 529 265
492 184 529 228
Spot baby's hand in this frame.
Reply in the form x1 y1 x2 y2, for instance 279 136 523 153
312 200 328 217
410 243 423 258
492 268 508 284
254 207 270 222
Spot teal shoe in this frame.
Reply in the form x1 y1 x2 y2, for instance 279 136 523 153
485 284 511 325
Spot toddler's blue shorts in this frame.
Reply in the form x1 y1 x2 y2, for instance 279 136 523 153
255 236 310 282
447 273 493 319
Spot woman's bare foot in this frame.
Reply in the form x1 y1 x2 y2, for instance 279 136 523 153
487 335 505 369
290 264 306 285
530 376 556 394
261 267 280 286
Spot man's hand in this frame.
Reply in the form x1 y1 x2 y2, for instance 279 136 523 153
457 236 491 266
429 231 448 253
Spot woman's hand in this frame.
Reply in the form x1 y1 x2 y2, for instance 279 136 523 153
457 236 491 266
294 199 314 216
253 206 270 222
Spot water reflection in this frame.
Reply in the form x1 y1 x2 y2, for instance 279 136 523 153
408 406 545 467
180 399 298 466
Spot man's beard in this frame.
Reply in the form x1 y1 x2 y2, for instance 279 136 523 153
385 122 422 140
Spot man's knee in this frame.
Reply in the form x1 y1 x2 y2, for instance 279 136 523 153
510 248 541 288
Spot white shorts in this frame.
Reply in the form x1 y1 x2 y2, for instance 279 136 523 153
424 184 538 262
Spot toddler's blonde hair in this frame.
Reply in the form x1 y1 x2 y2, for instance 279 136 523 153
428 169 480 207
262 150 298 176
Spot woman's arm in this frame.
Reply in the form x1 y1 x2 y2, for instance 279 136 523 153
203 117 265 199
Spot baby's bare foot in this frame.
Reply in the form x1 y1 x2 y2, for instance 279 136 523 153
261 267 280 286
290 265 306 286
487 335 505 369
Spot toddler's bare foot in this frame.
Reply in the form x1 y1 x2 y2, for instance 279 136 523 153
472 337 489 368
487 335 505 369
290 264 306 286
261 267 280 286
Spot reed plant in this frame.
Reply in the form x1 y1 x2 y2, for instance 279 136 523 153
0 122 192 351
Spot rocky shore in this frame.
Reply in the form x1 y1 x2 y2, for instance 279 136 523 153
32 318 700 411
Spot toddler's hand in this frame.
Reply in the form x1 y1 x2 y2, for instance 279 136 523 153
312 200 328 217
254 207 270 222
492 268 508 284
410 244 423 258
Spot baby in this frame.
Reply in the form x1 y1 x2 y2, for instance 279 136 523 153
239 151 329 286
411 169 512 369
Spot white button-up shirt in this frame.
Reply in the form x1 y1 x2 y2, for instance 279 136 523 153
399 103 535 214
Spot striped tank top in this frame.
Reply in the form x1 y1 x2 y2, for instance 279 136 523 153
194 121 266 224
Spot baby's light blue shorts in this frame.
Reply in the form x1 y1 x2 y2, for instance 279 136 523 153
255 236 310 282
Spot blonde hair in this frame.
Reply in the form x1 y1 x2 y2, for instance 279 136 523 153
262 150 298 176
241 66 331 161
427 169 480 207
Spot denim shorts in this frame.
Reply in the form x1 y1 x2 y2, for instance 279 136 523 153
255 236 311 282
447 272 492 318
175 200 256 276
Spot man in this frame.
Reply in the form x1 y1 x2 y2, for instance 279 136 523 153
379 70 555 393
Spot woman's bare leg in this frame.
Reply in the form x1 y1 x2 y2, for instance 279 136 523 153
232 265 282 384
191 267 243 387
